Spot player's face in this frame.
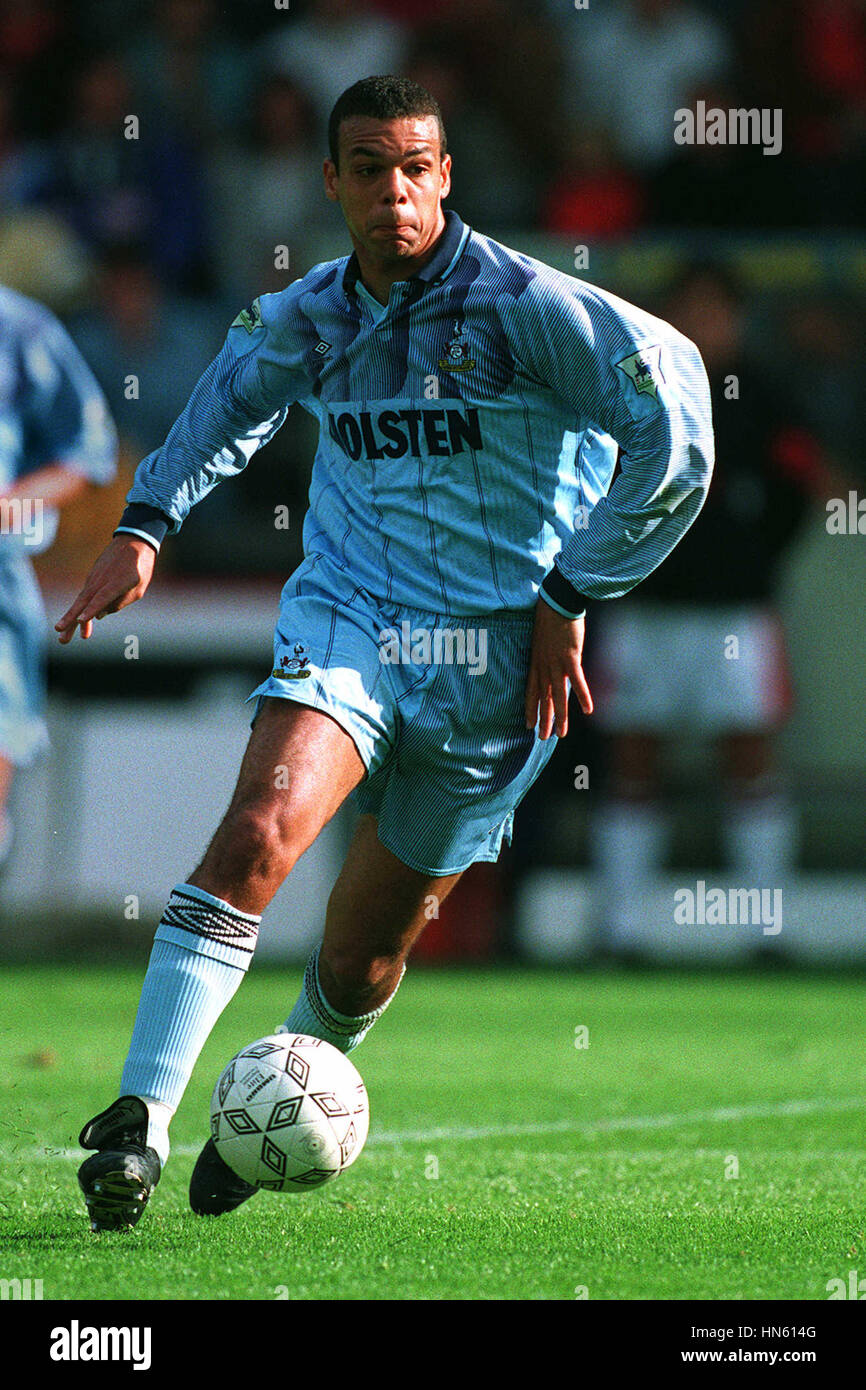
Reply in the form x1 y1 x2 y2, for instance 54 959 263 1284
324 115 451 267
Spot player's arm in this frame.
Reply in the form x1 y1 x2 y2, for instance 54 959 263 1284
4 305 118 539
0 303 117 605
534 284 713 606
56 295 305 643
1 463 88 511
509 279 714 736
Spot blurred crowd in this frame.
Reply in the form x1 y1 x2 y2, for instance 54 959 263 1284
0 0 863 575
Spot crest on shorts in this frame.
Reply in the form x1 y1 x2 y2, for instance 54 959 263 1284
438 317 475 373
272 641 312 680
615 345 664 402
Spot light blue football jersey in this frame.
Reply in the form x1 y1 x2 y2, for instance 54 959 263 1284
0 285 117 765
122 211 713 614
0 285 117 557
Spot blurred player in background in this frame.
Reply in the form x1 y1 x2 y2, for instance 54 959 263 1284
0 286 117 870
590 262 827 960
55 77 713 1231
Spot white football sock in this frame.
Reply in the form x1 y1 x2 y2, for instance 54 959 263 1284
136 1097 173 1167
280 946 404 1053
722 791 798 884
119 883 261 1164
590 799 670 949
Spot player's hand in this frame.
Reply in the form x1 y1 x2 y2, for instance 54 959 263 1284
55 535 157 644
524 599 593 740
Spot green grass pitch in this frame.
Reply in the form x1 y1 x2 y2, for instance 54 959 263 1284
0 963 863 1301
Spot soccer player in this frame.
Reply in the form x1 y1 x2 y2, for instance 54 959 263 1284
56 76 713 1231
0 286 117 867
590 262 826 959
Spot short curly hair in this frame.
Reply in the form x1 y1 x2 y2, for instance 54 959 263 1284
328 75 447 169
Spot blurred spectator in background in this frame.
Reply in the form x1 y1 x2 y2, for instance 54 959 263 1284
557 0 731 171
740 0 866 228
70 242 311 578
541 124 646 239
774 296 866 473
0 206 90 314
264 0 408 138
404 45 537 227
414 0 565 207
123 0 253 143
52 56 151 255
0 284 116 867
207 73 331 305
589 263 830 959
0 0 76 139
0 9 92 307
71 243 222 456
367 0 451 19
50 52 211 292
0 0 858 595
0 67 53 210
649 78 773 229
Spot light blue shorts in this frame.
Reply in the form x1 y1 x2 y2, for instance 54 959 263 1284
247 553 557 876
0 556 49 767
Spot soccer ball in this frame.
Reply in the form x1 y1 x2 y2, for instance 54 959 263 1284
209 1033 369 1192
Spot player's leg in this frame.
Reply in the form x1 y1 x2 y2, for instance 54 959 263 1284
119 698 365 1118
607 730 661 795
713 610 797 947
186 697 365 913
284 812 463 1037
190 598 550 1216
0 755 13 868
718 729 798 894
719 729 773 784
189 813 462 1215
590 730 670 958
78 699 365 1230
0 562 51 869
588 603 677 959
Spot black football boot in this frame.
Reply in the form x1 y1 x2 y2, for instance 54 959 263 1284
77 1096 162 1231
189 1137 259 1216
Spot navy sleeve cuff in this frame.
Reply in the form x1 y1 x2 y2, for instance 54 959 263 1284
113 503 173 550
539 565 591 619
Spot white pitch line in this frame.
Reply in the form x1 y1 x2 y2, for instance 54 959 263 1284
365 1095 866 1146
2 1095 863 1163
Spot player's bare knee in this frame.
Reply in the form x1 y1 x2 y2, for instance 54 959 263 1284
212 799 307 884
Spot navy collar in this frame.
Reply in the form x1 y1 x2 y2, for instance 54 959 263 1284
343 209 468 300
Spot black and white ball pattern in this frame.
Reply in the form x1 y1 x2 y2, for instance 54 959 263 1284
210 1034 369 1192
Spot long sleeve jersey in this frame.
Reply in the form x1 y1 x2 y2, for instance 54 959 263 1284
118 210 713 616
0 285 117 557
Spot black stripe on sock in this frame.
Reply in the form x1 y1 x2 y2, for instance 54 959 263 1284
162 888 259 954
